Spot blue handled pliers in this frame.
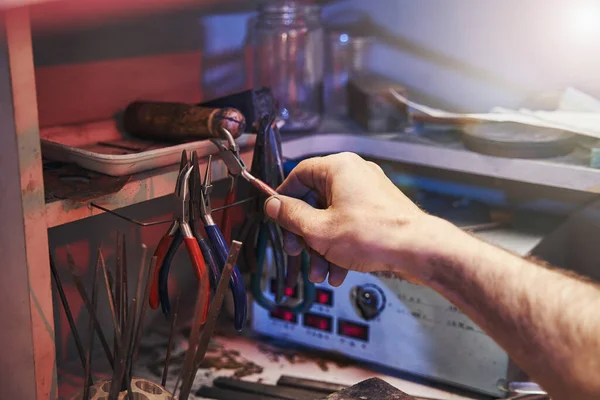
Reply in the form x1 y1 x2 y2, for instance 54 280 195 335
198 154 248 331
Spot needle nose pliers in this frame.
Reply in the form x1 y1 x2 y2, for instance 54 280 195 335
218 115 315 313
148 151 210 320
198 155 248 331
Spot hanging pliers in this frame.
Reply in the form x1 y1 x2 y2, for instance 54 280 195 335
148 151 210 319
199 156 248 331
232 116 315 313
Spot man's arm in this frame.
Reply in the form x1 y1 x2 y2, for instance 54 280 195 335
418 217 600 399
265 153 600 399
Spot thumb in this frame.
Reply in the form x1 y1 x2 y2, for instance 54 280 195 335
264 195 327 238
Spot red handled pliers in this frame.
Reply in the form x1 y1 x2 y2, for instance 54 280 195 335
149 151 210 319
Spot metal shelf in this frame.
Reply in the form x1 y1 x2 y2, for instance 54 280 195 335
282 133 600 194
45 148 253 228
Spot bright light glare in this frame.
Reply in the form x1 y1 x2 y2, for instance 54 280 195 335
569 2 600 37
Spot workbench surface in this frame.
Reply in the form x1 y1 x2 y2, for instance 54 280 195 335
57 318 487 400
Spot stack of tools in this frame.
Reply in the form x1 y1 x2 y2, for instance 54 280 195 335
51 234 162 399
50 178 245 400
54 116 310 399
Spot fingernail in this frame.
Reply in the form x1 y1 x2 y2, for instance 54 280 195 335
264 196 281 219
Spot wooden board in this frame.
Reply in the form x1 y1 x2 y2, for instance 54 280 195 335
1 7 57 400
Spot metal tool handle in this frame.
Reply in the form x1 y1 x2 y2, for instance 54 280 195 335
149 234 176 309
205 224 248 331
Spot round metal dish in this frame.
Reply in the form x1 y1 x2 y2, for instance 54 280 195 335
462 122 577 158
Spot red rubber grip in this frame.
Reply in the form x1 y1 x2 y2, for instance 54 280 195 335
184 237 210 320
149 235 174 309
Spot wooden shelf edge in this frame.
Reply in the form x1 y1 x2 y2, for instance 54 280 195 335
45 148 253 228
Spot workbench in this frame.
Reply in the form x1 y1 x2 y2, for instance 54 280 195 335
56 315 485 400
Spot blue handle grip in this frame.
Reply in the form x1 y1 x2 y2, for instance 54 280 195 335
205 224 248 331
197 237 220 292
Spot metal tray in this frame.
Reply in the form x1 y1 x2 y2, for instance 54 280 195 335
40 119 254 177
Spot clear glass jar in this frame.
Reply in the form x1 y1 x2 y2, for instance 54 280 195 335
250 1 325 132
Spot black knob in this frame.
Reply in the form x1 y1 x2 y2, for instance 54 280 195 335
355 285 386 321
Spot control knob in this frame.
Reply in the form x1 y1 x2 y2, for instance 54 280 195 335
352 284 386 321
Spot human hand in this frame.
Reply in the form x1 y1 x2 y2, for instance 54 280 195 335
264 152 442 287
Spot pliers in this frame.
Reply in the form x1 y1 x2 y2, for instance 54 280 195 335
198 155 248 331
148 151 210 319
232 115 315 313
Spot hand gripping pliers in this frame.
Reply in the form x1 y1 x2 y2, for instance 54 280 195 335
220 116 315 313
148 151 210 320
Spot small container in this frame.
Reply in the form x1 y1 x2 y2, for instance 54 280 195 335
250 1 325 132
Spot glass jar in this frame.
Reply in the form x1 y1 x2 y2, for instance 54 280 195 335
325 30 371 116
250 1 325 132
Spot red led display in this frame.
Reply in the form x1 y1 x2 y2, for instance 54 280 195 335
270 279 297 298
302 313 333 332
270 308 297 323
315 288 333 306
338 319 369 341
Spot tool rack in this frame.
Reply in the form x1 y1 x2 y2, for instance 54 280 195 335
0 2 330 398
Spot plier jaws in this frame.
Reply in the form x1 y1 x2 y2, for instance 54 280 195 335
211 128 278 197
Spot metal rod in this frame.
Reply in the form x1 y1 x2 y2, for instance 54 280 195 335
115 234 123 339
173 282 208 399
179 241 242 400
127 244 148 380
124 299 137 397
99 248 121 348
130 256 158 374
109 298 137 400
162 292 181 387
65 248 115 369
49 252 88 375
83 254 100 399
90 197 257 227
122 234 128 335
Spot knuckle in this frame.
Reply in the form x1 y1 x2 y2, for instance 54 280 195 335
336 152 362 164
367 161 384 173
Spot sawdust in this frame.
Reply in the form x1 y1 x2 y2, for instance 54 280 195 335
197 347 264 378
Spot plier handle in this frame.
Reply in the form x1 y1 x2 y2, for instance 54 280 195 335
199 155 248 331
148 151 210 320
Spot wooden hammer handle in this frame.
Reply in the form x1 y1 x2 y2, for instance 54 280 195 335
123 101 246 142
